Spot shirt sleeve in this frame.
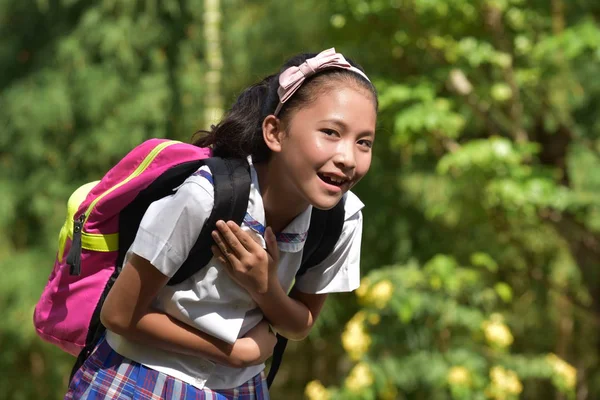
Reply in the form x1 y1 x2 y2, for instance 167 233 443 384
293 210 363 294
129 167 215 278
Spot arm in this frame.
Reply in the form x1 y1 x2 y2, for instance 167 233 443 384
252 285 328 341
101 253 276 368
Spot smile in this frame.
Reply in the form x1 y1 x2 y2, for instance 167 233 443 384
318 173 349 187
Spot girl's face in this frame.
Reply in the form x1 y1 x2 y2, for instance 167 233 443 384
268 84 377 210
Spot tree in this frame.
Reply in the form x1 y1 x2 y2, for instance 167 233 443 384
2 0 600 399
304 0 600 398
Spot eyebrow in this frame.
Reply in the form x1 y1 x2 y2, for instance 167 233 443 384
318 118 375 136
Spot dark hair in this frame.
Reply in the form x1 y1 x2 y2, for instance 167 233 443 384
193 52 378 163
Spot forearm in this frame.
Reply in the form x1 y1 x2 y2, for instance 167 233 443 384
102 308 250 368
252 283 314 341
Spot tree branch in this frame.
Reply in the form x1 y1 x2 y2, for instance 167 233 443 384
483 3 528 143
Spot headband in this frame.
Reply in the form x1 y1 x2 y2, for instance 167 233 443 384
274 47 371 116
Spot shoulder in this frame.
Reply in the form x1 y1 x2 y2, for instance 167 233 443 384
167 165 216 207
294 192 365 294
309 190 366 265
144 165 215 220
182 165 215 196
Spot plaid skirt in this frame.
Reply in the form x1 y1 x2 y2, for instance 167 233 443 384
64 337 269 400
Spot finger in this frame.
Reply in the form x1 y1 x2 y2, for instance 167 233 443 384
215 220 246 258
265 227 280 264
212 246 244 287
211 230 239 263
226 221 262 252
211 245 229 267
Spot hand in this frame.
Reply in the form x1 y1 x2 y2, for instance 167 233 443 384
211 220 279 295
231 320 277 367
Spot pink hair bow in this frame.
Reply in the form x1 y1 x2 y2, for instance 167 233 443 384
274 48 370 115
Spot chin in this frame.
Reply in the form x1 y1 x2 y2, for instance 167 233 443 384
311 194 344 211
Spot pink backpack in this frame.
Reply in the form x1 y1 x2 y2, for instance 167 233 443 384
33 138 251 358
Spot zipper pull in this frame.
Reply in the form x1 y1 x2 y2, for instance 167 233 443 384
67 214 85 276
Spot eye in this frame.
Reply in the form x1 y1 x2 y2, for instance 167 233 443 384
357 139 373 149
320 128 339 137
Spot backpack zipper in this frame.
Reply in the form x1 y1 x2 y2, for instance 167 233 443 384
67 214 85 275
67 140 181 275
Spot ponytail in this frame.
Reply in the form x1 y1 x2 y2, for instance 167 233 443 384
193 75 279 163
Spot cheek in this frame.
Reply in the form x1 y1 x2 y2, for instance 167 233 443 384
307 133 329 152
297 134 333 162
355 151 373 180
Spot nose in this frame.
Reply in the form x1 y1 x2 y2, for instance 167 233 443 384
333 140 357 171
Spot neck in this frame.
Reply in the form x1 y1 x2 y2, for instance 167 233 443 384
254 161 309 233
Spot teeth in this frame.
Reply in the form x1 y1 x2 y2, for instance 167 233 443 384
322 174 345 184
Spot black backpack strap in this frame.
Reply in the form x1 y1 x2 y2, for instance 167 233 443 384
169 157 251 285
298 199 346 277
266 335 289 388
70 157 250 382
266 199 346 388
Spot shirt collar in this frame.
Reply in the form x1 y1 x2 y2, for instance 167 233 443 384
342 190 364 218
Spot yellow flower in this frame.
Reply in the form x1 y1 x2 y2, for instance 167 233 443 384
365 280 394 309
489 366 523 396
356 277 371 300
305 380 330 400
447 366 471 386
367 313 381 325
546 353 577 389
482 315 513 348
341 312 372 361
345 362 374 392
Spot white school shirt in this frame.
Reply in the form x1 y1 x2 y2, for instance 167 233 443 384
105 158 364 390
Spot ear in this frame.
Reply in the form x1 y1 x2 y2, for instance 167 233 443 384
262 115 285 153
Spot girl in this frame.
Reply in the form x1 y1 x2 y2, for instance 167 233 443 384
65 47 378 399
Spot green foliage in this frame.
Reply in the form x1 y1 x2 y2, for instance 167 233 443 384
2 0 600 399
311 0 600 399
329 256 572 399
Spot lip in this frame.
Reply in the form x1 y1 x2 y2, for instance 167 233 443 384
318 175 350 193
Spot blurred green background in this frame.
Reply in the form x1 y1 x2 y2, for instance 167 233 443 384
2 0 600 399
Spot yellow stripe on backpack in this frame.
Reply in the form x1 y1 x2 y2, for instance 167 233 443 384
57 181 119 262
